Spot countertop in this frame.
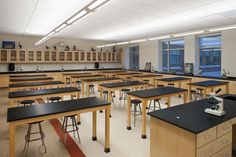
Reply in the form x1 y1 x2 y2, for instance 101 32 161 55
148 94 236 134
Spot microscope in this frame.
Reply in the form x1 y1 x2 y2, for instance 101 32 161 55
204 89 225 116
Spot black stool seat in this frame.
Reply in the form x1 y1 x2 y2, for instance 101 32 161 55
48 96 61 102
154 98 160 102
157 85 165 88
121 88 131 92
89 84 95 87
168 83 175 87
103 90 113 94
20 100 35 105
131 99 142 104
76 80 81 83
143 79 149 82
191 90 196 93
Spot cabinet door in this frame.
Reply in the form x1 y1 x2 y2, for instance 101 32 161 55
66 51 73 61
98 52 102 61
74 52 79 61
28 51 35 62
10 50 17 61
80 52 85 61
19 50 26 62
51 51 57 61
87 52 91 61
59 52 65 61
108 52 111 61
36 51 42 61
44 51 50 62
0 49 8 62
112 52 115 61
102 52 107 62
116 52 121 62
92 52 96 61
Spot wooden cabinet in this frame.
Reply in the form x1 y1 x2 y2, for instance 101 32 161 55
80 52 85 61
51 51 57 61
19 50 26 62
92 52 96 61
0 49 122 63
103 52 107 62
10 50 17 61
150 118 233 157
66 51 73 61
98 52 102 61
74 52 79 61
59 51 65 61
87 52 91 61
0 49 8 62
116 52 121 62
44 51 50 62
108 52 111 61
28 51 35 62
112 52 115 61
36 51 42 61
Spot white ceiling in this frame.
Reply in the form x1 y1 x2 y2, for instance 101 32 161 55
1 0 236 42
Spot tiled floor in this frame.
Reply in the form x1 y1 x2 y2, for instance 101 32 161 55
0 85 184 157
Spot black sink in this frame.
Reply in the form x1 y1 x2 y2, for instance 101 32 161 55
224 96 236 101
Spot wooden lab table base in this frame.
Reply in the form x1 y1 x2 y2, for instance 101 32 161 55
127 88 188 139
9 83 64 92
8 104 111 157
81 79 122 98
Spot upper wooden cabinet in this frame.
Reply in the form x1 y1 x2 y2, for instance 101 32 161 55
0 49 8 62
0 49 122 63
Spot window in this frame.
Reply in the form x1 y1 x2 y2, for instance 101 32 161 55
129 46 139 69
199 35 221 77
162 39 184 73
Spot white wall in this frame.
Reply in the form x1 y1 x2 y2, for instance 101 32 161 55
222 29 236 77
0 34 122 72
123 28 236 77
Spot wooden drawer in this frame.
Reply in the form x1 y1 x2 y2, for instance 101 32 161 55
197 127 216 148
197 132 232 157
211 145 232 157
217 120 232 137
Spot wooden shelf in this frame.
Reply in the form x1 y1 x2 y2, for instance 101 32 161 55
0 49 122 63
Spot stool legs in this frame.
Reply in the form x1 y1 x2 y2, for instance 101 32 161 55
23 122 46 156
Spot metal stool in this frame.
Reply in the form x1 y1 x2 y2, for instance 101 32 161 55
131 99 142 126
48 96 61 103
103 91 114 103
20 100 35 106
119 88 131 107
66 78 71 85
191 88 204 101
168 83 175 87
23 121 47 155
76 81 81 89
148 99 161 112
60 115 80 143
89 84 95 96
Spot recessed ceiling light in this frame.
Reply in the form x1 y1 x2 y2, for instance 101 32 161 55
116 41 130 45
173 31 204 37
130 39 147 43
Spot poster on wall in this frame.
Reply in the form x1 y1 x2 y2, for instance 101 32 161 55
2 41 15 49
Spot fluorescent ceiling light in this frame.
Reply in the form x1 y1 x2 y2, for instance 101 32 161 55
209 25 236 32
130 39 147 43
47 31 56 37
97 45 105 48
55 24 68 32
105 43 116 47
67 10 87 24
88 0 107 10
148 36 170 41
116 41 130 45
173 31 204 37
